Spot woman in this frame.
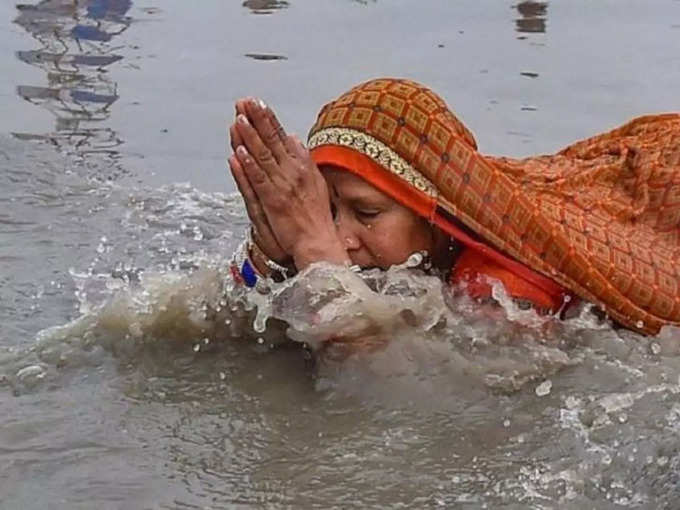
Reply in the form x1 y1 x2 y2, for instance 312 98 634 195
228 78 680 336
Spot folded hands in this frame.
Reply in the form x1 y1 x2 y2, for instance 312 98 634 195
227 98 349 273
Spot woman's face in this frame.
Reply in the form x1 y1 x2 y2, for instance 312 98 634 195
321 166 435 269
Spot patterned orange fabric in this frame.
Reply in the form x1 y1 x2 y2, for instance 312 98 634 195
307 78 680 335
312 143 570 313
309 79 680 334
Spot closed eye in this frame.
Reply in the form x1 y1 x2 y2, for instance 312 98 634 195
356 209 380 220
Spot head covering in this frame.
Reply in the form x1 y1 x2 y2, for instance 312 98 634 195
308 78 680 335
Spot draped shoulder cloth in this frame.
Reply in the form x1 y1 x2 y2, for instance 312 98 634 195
308 78 680 335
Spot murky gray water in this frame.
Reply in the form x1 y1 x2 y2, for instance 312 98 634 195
2 1 680 508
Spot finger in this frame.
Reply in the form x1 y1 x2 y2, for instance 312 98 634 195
289 135 320 175
243 98 298 156
234 144 280 203
235 98 249 122
244 98 289 162
262 103 287 143
230 98 251 151
228 154 270 227
235 98 249 115
229 97 251 152
228 153 257 204
229 124 243 153
289 134 309 160
230 155 287 257
234 114 282 177
264 105 300 157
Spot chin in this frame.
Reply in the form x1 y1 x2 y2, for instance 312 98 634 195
352 261 379 271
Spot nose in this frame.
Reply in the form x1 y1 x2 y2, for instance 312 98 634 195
335 217 361 251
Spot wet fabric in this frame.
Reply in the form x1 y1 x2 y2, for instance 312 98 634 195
311 144 570 314
308 78 680 335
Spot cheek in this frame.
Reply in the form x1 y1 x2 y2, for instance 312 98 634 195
401 219 434 253
362 216 433 266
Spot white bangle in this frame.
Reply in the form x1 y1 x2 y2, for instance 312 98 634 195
247 227 291 279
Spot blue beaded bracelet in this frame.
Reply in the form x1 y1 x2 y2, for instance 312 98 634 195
241 259 258 288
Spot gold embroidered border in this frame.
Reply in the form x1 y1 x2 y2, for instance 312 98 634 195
308 127 438 197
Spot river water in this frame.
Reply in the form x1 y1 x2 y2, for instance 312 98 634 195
1 1 680 508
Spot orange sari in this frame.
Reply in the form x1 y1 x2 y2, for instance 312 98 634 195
308 78 680 335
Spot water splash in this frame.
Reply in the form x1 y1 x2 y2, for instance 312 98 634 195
2 170 680 506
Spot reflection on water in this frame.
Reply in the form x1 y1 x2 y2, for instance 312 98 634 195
515 1 548 34
244 52 288 61
242 0 290 15
241 0 372 14
13 0 132 174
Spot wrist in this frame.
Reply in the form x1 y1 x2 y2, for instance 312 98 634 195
292 236 350 269
248 246 273 277
249 232 294 282
251 228 291 267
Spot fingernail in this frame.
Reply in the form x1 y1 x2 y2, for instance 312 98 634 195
250 97 266 110
236 145 248 156
237 114 249 125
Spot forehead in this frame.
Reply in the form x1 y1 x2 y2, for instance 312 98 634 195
320 165 390 202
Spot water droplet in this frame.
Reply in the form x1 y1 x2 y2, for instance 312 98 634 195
193 344 200 352
650 342 661 355
535 379 552 396
565 395 580 409
16 364 46 382
219 371 226 380
257 337 264 344
503 419 511 427
636 320 644 329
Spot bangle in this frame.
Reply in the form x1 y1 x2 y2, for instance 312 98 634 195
240 258 258 288
247 228 293 281
229 228 294 290
230 238 258 288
